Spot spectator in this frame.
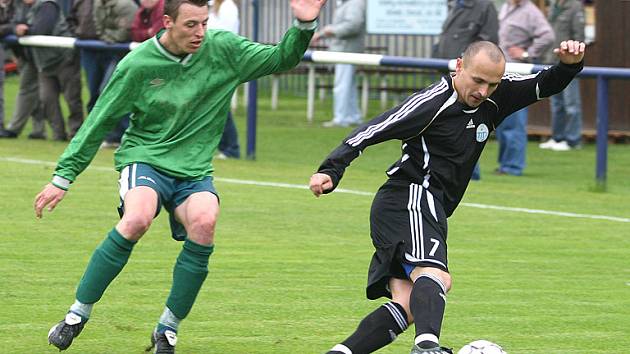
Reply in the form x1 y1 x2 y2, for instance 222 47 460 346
66 0 103 115
539 0 585 151
67 0 97 40
433 0 499 180
433 0 498 60
130 0 164 42
93 0 136 44
496 0 554 175
93 0 137 148
312 0 365 128
20 0 84 141
208 0 240 159
208 0 237 33
0 0 46 140
0 0 12 133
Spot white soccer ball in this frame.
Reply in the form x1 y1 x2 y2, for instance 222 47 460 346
457 340 507 354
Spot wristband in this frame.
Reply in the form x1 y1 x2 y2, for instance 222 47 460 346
51 175 70 191
293 18 318 31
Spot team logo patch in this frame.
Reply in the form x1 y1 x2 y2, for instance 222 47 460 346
138 175 157 184
476 123 489 142
149 78 165 87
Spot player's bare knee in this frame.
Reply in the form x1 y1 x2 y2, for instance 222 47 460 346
188 216 216 245
118 214 153 240
411 267 452 292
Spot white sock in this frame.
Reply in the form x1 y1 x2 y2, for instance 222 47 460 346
69 299 93 319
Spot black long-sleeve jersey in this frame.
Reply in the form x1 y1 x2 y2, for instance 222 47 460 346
317 61 583 217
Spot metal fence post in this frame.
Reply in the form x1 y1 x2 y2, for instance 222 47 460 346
307 63 316 122
595 75 609 190
246 0 259 160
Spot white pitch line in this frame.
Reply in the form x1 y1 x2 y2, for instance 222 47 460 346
459 202 630 223
3 156 629 223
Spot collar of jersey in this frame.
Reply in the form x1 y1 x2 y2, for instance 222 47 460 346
153 29 194 65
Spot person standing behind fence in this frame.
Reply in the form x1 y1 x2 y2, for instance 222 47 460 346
20 0 84 141
0 0 12 134
496 0 554 176
208 0 241 159
94 0 137 148
433 0 498 60
131 0 164 42
0 0 47 140
539 0 585 152
93 0 137 46
312 0 365 128
66 0 101 115
433 0 498 180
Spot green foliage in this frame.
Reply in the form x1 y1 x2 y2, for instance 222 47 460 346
0 76 629 353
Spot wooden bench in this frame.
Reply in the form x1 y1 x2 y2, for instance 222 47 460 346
312 66 438 119
268 46 390 121
529 126 630 143
270 64 332 113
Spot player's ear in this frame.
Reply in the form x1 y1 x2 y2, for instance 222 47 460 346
455 58 464 74
163 14 173 29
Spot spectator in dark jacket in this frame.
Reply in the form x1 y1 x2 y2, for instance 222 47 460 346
433 0 499 180
22 0 84 140
93 0 137 148
433 0 498 60
66 0 107 122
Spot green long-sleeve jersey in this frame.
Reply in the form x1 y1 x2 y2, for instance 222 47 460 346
54 24 314 185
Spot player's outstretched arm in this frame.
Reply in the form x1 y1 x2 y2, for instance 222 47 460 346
34 183 66 219
290 0 326 22
553 40 585 64
309 173 333 197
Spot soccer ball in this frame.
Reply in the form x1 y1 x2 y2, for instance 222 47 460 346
457 340 507 354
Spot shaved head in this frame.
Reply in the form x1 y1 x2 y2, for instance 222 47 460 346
462 41 505 68
452 41 506 108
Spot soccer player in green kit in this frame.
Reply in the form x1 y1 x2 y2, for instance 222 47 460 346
34 0 326 352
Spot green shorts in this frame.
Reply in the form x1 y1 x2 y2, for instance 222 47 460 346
117 163 219 241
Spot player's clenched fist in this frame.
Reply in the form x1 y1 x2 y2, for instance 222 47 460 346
309 172 333 197
553 40 586 64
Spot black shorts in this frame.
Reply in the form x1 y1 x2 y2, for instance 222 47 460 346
366 180 449 300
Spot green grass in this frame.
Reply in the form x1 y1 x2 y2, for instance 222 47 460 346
1 74 629 353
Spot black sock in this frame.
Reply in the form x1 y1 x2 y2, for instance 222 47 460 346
327 302 409 354
409 274 447 349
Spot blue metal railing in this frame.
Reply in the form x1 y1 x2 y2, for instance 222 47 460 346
2 34 629 188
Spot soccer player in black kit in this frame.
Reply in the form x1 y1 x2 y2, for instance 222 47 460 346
309 40 586 354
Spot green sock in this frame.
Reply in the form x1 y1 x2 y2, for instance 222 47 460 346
76 228 136 304
166 239 214 319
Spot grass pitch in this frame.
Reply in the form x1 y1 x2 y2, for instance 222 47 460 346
1 75 629 353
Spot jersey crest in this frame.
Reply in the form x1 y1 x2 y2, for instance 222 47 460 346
476 123 489 142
